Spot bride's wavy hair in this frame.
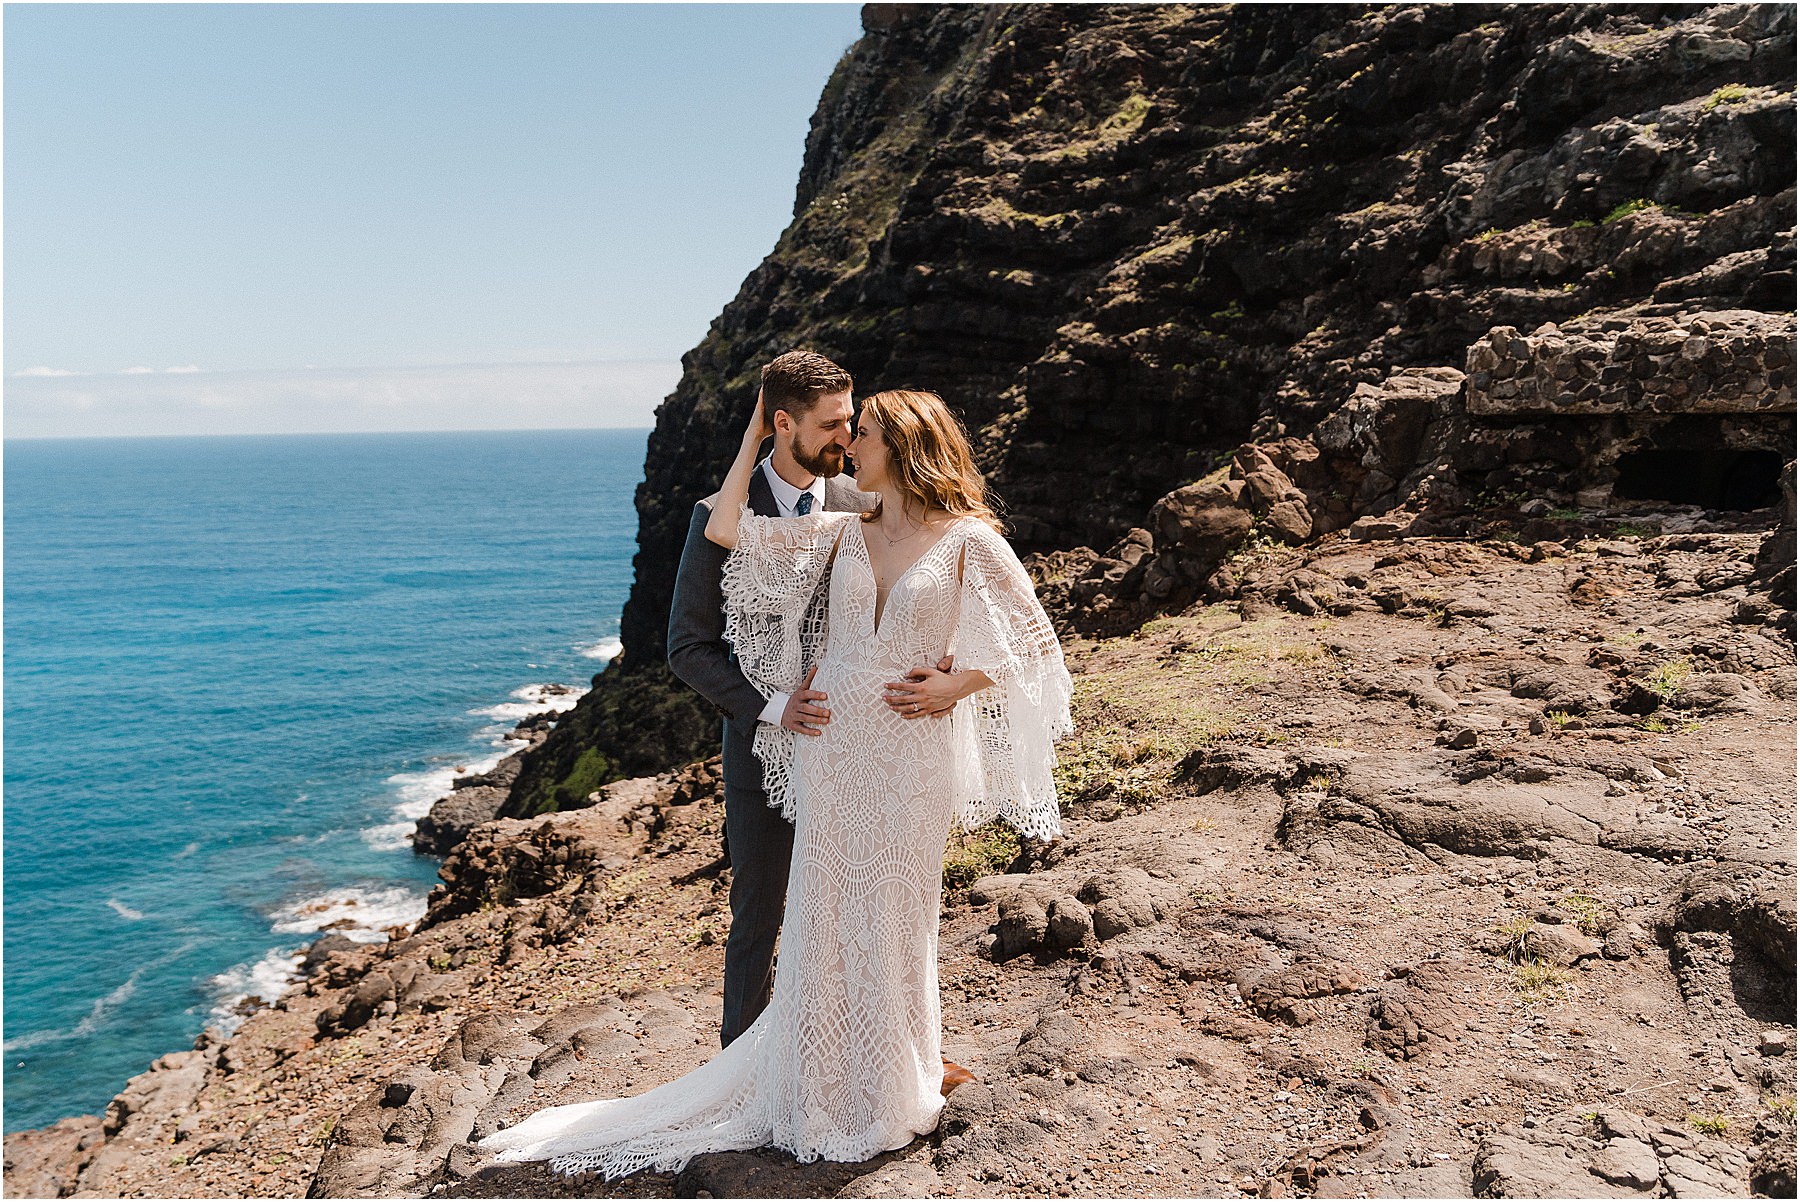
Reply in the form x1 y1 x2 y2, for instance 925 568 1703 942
858 390 1003 533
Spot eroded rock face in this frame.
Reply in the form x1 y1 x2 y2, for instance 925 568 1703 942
1365 959 1471 1062
425 757 723 928
1 1115 103 1199
975 864 1185 961
413 711 556 856
514 0 1797 805
1313 367 1468 512
1056 304 1794 636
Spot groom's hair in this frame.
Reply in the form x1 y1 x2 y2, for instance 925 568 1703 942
761 351 853 417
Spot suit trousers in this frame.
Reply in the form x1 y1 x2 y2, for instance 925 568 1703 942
719 716 795 1047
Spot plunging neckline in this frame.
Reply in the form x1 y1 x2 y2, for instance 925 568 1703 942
856 517 966 638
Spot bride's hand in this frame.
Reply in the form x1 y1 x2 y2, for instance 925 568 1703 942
745 388 774 446
705 388 776 548
884 657 989 720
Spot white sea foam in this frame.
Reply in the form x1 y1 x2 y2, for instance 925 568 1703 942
363 681 586 851
172 841 200 860
387 764 473 816
383 744 509 818
268 884 428 943
365 740 505 852
469 682 585 722
359 821 416 852
206 885 428 1036
577 636 623 662
204 947 306 1036
106 898 146 920
475 720 524 747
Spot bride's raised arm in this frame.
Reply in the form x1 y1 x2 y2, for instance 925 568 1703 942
705 390 853 821
702 392 773 550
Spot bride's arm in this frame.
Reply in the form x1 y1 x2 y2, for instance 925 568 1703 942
885 662 993 719
703 391 773 549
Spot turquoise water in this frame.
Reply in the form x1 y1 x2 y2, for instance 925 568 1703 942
3 428 644 1132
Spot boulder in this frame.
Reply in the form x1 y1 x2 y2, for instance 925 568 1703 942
1521 922 1602 967
1365 960 1466 1060
1667 671 1762 713
1045 896 1094 951
1 1115 103 1199
991 893 1049 961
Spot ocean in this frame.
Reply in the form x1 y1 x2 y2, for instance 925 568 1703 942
3 428 645 1133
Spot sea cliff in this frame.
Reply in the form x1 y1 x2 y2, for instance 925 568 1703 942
6 4 1795 1199
505 0 1796 812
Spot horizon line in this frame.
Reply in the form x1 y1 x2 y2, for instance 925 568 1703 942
5 424 657 444
6 356 678 381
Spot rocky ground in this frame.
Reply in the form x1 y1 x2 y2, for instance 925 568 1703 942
9 513 1793 1199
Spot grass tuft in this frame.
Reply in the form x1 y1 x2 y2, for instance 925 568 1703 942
1703 83 1751 110
1648 656 1693 699
1688 1112 1730 1136
1511 959 1574 1000
942 822 1022 897
1495 913 1534 962
1603 198 1657 224
1556 890 1609 936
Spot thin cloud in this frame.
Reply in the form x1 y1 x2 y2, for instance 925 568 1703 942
121 366 156 374
6 360 678 439
13 365 81 377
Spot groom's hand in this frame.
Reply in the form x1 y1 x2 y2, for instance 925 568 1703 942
781 665 831 736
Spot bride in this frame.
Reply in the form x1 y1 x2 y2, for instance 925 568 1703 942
477 387 1071 1178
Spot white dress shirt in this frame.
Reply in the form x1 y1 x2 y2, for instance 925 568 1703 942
756 459 823 725
760 457 824 518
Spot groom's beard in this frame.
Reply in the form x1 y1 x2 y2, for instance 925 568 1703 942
792 439 846 479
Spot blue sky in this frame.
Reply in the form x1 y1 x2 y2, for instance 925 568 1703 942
4 3 865 436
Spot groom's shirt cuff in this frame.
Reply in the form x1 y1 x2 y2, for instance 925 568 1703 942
757 692 791 726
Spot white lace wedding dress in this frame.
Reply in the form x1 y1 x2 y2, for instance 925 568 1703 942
477 509 1071 1178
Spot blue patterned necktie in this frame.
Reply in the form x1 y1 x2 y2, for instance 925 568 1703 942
795 491 815 516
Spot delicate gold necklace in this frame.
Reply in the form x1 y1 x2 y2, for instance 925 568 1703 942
876 511 924 546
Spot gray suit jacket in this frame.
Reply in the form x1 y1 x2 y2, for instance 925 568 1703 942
667 464 872 798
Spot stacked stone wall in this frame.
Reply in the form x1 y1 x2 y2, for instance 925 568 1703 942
1466 310 1796 417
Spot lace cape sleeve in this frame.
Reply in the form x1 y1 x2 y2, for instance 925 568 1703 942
947 523 1074 841
719 506 853 821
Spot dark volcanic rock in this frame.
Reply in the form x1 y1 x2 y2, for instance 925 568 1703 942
414 785 511 858
416 712 555 846
510 2 1796 807
300 934 362 980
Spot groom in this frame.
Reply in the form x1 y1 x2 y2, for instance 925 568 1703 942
668 349 871 1046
